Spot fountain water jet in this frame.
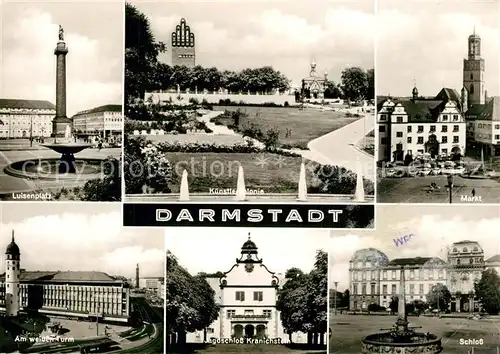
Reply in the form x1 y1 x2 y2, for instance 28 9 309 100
361 266 443 353
297 162 307 201
235 166 246 201
179 170 190 201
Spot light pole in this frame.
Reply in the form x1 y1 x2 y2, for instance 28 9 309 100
334 282 339 316
447 175 454 204
29 114 33 147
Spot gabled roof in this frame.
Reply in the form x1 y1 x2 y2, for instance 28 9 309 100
0 99 55 110
485 255 500 263
466 97 500 121
0 270 122 284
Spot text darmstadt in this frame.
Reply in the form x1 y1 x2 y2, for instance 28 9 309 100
156 208 343 223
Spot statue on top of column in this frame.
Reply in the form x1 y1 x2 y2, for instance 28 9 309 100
58 25 64 41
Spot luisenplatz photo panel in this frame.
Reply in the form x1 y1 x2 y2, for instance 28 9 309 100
123 0 376 228
376 0 500 204
0 203 165 353
0 1 123 202
166 228 328 353
329 204 500 354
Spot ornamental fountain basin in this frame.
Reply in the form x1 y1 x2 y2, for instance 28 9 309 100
362 331 443 353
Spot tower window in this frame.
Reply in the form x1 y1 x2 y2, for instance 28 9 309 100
470 73 473 80
470 84 474 95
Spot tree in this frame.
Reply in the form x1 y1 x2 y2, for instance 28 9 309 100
324 81 342 99
341 67 369 102
340 289 350 308
427 283 452 312
276 250 327 346
475 269 500 314
389 296 398 314
166 252 220 345
125 3 165 104
124 135 147 193
366 68 375 100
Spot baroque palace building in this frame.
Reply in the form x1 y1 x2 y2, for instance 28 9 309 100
72 104 122 142
0 99 56 138
348 240 500 313
186 236 321 344
377 31 500 162
0 233 131 323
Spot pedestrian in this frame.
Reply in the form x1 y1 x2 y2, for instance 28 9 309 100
472 188 476 197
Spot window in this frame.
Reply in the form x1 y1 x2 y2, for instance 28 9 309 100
410 270 415 279
379 125 386 132
470 84 474 94
396 143 403 151
470 73 473 80
391 284 396 294
410 284 415 294
407 126 412 133
227 310 236 318
361 284 366 294
417 125 423 133
442 125 448 132
383 271 387 279
396 132 403 138
263 310 272 318
407 137 412 143
442 148 448 154
495 124 500 129
371 284 376 294
453 136 459 143
453 115 459 121
244 309 254 316
407 150 412 155
382 285 387 294
362 271 366 280
453 125 459 132
353 284 358 294
235 291 245 301
417 137 424 144
457 259 461 265
396 116 403 123
469 259 474 264
253 291 263 301
371 270 376 279
392 271 396 279
430 125 436 132
495 135 500 140
417 149 424 154
380 114 387 121
442 115 448 121
381 137 387 144
442 136 447 143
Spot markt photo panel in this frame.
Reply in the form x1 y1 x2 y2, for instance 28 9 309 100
0 203 165 354
166 228 328 353
124 0 375 204
329 205 500 354
376 0 500 203
0 1 123 202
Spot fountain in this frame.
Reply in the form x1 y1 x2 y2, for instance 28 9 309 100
3 25 103 181
361 266 443 353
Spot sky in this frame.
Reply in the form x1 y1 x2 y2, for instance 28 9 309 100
130 0 374 87
377 0 500 97
329 205 500 292
165 228 327 276
0 1 123 117
0 203 164 279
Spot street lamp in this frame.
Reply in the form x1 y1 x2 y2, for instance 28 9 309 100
447 175 454 204
334 281 339 316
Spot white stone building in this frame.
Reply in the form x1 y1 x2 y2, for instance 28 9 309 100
0 99 55 138
72 104 122 141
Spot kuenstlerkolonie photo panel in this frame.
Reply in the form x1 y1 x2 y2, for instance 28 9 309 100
166 228 328 353
329 204 500 354
0 203 165 353
123 0 375 228
0 1 123 202
376 0 500 204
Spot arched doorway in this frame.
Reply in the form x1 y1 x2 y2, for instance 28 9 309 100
234 325 243 338
393 144 404 162
451 146 461 155
244 324 255 338
256 324 266 338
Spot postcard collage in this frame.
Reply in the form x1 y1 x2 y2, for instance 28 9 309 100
0 0 499 353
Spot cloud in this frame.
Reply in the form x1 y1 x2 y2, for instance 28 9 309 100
0 209 164 279
165 228 328 276
142 0 374 85
1 3 123 116
330 208 500 291
376 2 500 97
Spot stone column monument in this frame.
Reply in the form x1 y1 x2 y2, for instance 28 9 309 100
52 25 72 138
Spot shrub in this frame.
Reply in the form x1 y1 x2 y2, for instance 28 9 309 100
79 157 121 201
308 164 375 195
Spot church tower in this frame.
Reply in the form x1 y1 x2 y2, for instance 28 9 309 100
463 29 485 105
5 231 20 317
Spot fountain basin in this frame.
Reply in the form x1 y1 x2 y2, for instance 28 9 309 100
41 143 92 155
4 157 106 181
362 332 443 353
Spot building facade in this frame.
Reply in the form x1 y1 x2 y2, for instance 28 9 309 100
72 104 122 142
186 237 317 344
171 18 196 68
301 59 328 100
0 234 130 323
0 99 55 139
348 240 500 313
377 88 466 162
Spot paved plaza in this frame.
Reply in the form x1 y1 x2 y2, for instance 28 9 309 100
330 314 500 354
377 174 500 203
0 147 120 197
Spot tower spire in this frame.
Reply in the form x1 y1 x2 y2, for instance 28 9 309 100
11 230 14 242
248 232 251 240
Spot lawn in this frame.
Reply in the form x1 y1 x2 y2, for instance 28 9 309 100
377 173 500 203
164 152 313 193
214 106 358 148
168 343 326 353
329 313 500 354
146 134 246 145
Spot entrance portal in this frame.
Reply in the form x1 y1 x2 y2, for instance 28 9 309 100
234 324 243 338
256 324 266 338
244 324 255 338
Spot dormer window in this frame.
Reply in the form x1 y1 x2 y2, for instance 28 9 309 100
463 247 468 252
